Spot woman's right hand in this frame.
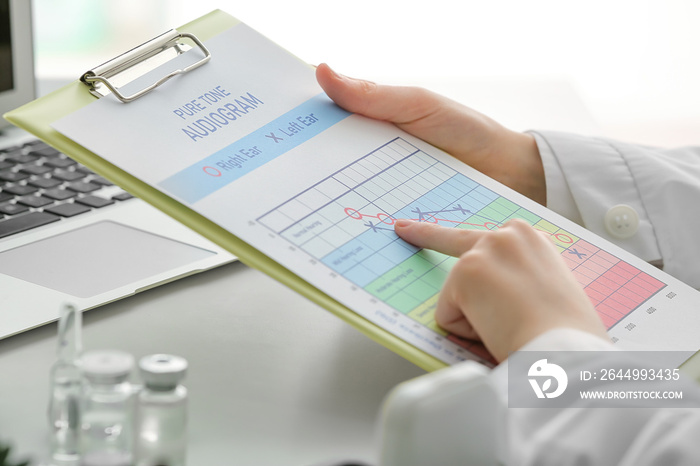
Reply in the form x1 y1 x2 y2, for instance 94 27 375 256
394 218 608 362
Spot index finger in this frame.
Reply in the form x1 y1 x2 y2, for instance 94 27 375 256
394 219 487 257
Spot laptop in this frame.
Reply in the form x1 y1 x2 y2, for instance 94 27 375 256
0 0 235 339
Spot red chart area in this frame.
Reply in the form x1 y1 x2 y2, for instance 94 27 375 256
561 239 666 328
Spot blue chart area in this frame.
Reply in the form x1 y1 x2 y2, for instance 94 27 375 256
257 137 665 362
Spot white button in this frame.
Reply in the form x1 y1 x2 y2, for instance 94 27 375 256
604 204 639 239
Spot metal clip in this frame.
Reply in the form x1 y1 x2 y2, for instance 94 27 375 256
81 30 210 103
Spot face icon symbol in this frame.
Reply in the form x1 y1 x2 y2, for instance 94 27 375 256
528 359 568 399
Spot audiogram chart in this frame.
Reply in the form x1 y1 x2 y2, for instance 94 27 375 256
257 138 666 360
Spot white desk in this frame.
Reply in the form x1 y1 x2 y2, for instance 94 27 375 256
0 260 425 465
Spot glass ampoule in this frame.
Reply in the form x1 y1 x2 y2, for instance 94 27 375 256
48 303 82 466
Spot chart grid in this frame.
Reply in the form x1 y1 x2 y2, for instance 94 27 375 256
258 137 666 358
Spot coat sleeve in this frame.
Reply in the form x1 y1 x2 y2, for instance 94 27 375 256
530 131 700 289
490 328 700 466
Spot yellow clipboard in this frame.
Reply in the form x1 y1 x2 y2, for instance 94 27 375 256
4 10 447 373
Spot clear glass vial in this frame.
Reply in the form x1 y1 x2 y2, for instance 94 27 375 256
135 354 188 466
48 303 82 466
80 350 135 466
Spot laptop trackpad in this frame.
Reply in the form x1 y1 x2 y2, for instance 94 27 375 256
0 221 216 298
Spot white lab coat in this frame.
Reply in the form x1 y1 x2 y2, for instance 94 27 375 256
491 132 700 465
491 328 700 466
533 130 700 289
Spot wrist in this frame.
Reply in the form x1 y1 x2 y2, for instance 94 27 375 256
507 318 608 357
519 327 614 352
499 130 546 205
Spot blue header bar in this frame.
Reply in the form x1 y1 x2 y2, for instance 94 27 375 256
159 93 351 203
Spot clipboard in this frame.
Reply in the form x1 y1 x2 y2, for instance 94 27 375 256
4 10 448 372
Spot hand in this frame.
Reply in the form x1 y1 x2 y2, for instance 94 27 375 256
394 218 608 362
316 63 546 205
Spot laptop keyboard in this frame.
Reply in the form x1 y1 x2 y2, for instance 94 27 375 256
0 138 134 239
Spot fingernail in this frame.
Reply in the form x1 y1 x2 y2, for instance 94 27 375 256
323 63 342 79
394 219 414 228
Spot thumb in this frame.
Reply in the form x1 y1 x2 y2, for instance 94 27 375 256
315 63 442 125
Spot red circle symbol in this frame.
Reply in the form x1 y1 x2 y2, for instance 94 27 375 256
203 166 222 177
344 207 362 219
554 233 574 244
376 213 395 225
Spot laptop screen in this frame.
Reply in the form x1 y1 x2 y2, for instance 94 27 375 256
0 0 34 131
0 0 14 94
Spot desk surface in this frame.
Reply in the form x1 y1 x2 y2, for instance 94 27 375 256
0 260 425 465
